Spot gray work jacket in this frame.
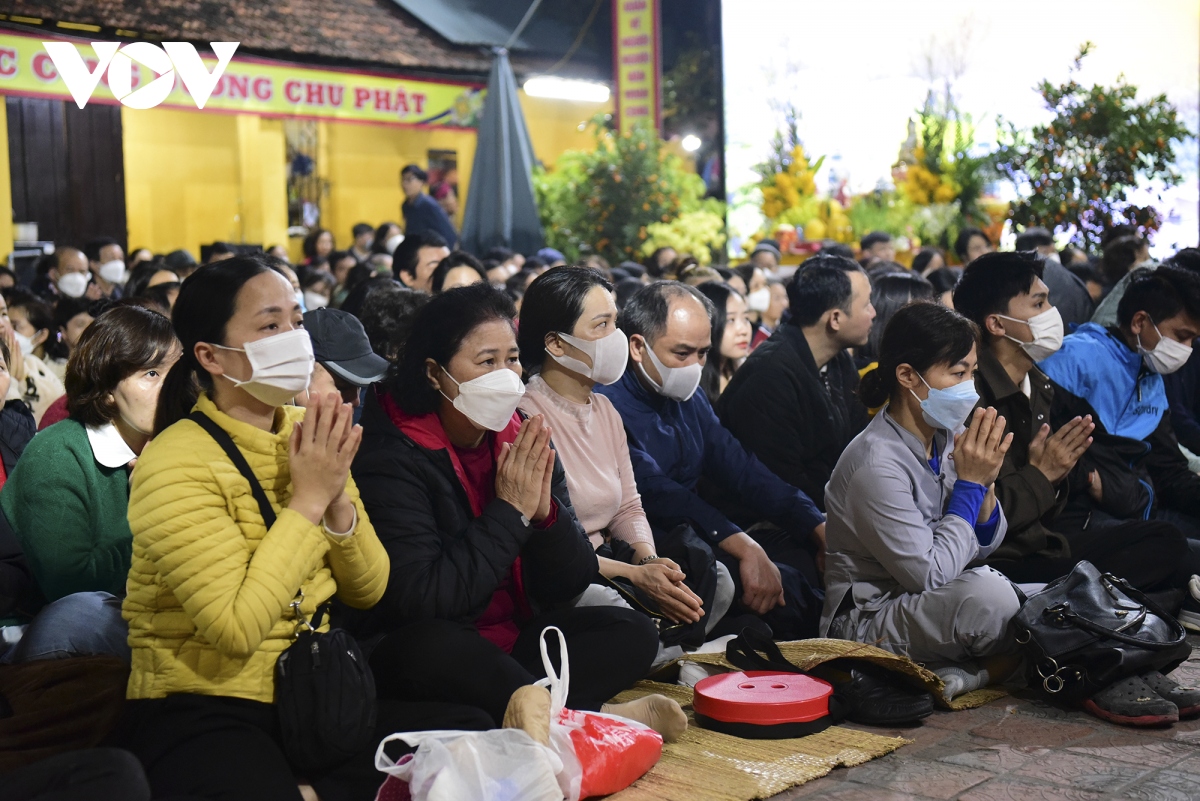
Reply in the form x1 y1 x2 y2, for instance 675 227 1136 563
820 407 1008 635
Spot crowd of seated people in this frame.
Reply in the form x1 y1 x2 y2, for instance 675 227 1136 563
6 219 1200 799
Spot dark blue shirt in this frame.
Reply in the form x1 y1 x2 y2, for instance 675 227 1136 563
1164 347 1200 456
402 193 458 248
597 367 825 544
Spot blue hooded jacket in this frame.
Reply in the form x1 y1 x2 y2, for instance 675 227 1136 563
1039 323 1166 442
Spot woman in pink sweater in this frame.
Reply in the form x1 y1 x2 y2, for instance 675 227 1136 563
518 267 733 650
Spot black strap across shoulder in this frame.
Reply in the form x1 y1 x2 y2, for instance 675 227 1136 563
189 411 278 528
726 627 804 674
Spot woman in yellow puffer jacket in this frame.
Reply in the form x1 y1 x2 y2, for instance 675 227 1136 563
113 257 491 801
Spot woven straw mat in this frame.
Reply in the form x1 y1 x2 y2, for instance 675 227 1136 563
607 680 908 801
682 638 1007 710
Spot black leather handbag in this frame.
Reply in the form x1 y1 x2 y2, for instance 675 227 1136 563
1013 560 1191 702
190 412 377 772
596 523 718 649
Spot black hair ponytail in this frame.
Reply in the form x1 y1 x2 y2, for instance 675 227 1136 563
857 301 978 410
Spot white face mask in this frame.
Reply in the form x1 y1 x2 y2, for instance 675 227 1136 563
385 234 404 255
13 330 33 356
998 306 1064 362
637 339 703 402
440 367 526 432
746 287 771 313
99 260 127 285
215 328 315 407
547 329 629 386
58 271 90 298
1139 323 1194 375
303 290 329 310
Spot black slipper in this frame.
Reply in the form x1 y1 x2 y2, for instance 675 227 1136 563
1141 671 1200 718
1083 675 1178 727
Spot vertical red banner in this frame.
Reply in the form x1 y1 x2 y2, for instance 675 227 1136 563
612 0 661 134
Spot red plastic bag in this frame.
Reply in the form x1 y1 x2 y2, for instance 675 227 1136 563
537 626 663 800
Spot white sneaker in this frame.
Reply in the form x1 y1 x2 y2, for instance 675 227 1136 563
688 634 736 655
677 661 728 689
1178 575 1200 633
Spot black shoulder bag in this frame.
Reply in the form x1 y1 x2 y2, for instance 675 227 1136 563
1014 560 1191 702
190 412 377 772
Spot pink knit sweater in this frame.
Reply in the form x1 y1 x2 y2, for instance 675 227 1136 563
519 375 654 549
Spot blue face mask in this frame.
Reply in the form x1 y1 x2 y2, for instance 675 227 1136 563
911 375 979 432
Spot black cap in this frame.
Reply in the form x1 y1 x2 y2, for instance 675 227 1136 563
163 249 197 270
302 308 389 386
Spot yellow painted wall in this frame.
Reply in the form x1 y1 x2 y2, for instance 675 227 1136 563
0 103 12 260
319 93 608 252
320 121 477 249
118 91 608 261
519 91 610 169
123 107 287 259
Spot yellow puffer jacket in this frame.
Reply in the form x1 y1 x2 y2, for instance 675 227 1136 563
123 394 389 703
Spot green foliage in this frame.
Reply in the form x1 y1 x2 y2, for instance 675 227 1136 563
662 31 719 138
846 191 915 239
534 117 725 264
995 43 1191 250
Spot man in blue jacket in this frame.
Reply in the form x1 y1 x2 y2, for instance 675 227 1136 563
400 164 459 248
1039 266 1200 627
598 281 827 638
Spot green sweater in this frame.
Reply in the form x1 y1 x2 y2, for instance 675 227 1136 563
1 419 132 612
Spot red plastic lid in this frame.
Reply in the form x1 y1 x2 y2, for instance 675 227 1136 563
693 671 833 725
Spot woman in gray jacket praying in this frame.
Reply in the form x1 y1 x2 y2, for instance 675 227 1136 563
821 302 1021 700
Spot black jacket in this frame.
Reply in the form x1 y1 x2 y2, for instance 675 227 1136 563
716 324 869 511
0 400 37 621
974 350 1070 561
341 392 597 640
1164 347 1200 456
1049 379 1200 524
0 400 34 477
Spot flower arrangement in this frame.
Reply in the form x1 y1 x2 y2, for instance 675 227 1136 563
760 144 821 220
639 209 727 265
899 146 960 205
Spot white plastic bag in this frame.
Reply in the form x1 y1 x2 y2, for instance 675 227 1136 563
373 626 660 801
536 626 663 801
374 728 564 801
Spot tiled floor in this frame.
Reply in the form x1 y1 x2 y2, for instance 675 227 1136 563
769 638 1200 800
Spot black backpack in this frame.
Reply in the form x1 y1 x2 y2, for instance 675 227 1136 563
190 412 376 772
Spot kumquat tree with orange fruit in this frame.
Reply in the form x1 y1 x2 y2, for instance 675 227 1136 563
995 43 1191 249
534 116 725 265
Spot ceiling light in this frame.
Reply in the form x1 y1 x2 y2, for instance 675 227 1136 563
523 76 610 103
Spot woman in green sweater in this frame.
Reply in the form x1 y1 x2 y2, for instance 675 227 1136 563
0 305 179 663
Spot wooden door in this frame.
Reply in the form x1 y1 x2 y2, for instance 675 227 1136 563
7 96 126 249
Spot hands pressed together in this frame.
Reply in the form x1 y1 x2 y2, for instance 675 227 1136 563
952 407 1015 488
495 415 556 524
288 392 361 532
631 557 704 624
1029 415 1095 485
